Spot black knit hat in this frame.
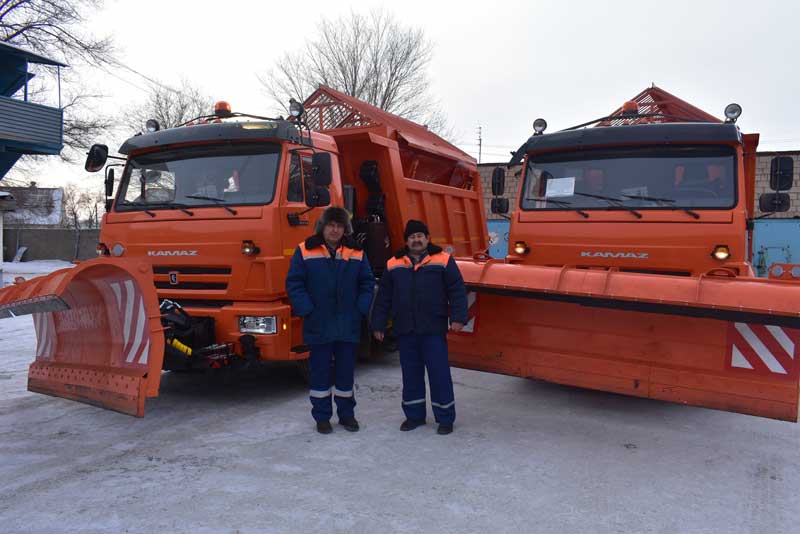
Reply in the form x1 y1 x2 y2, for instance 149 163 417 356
404 219 429 240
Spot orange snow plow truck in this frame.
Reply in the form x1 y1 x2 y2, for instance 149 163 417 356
0 86 487 416
449 87 800 422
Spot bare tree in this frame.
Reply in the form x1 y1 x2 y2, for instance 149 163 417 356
0 0 116 161
121 77 213 134
260 9 452 136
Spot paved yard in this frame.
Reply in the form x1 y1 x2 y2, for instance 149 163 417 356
1 314 798 533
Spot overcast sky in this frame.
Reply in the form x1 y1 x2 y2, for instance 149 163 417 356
15 0 800 186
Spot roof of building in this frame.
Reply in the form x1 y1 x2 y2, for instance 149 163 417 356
0 186 62 224
0 41 67 67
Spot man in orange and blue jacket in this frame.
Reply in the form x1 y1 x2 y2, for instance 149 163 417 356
371 220 468 435
286 207 374 434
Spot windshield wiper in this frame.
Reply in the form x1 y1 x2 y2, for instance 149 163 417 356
572 192 642 219
622 194 700 219
185 195 238 215
121 200 195 216
528 196 589 218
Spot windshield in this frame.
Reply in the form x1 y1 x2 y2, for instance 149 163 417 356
521 145 737 212
116 143 281 211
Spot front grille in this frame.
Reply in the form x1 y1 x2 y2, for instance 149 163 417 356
155 281 228 290
153 266 232 275
164 299 233 309
619 268 691 277
153 264 232 292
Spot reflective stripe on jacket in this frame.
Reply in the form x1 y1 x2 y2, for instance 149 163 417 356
372 243 468 336
286 234 374 345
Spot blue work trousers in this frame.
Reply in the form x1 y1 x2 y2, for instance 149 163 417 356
308 341 357 422
397 333 456 425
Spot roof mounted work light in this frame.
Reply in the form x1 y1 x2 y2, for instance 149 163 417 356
289 98 304 118
724 103 742 123
215 100 232 117
145 119 160 132
533 118 547 135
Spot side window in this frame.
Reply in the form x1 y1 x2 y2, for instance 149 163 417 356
287 153 314 202
301 155 314 199
287 153 303 202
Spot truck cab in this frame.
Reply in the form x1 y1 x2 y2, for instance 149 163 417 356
83 88 488 375
491 104 776 278
88 111 338 368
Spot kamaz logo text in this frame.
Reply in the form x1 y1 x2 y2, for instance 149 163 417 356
580 251 649 259
147 250 198 257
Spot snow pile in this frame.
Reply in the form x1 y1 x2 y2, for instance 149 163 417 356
1 260 74 286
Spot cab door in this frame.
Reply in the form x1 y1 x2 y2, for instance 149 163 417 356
279 150 332 348
280 150 325 259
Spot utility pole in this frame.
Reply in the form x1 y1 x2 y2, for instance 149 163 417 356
477 125 482 164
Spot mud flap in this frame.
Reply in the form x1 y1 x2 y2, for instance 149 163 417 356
0 258 165 416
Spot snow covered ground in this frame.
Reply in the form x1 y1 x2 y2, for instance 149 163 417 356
1 265 799 532
1 260 74 286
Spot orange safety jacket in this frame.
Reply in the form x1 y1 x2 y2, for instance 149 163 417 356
372 243 467 336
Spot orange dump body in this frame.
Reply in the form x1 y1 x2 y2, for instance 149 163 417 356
450 104 800 422
0 87 486 415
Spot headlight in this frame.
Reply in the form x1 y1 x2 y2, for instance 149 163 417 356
241 240 260 255
711 245 730 260
533 118 547 135
513 241 530 255
239 316 277 335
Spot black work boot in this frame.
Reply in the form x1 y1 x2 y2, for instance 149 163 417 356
316 420 333 434
437 424 453 435
400 419 426 431
339 417 360 432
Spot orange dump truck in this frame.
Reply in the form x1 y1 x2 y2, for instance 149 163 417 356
0 85 487 416
450 87 800 422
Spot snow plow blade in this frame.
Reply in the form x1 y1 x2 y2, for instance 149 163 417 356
450 259 800 422
0 259 164 416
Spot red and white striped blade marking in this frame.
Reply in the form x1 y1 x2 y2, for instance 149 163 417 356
727 322 799 378
460 291 478 334
109 280 150 366
33 312 56 359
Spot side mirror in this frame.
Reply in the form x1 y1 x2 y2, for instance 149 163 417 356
307 186 331 208
770 156 794 191
491 197 509 214
311 152 332 187
759 192 790 213
85 144 109 173
491 167 506 196
104 168 115 198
